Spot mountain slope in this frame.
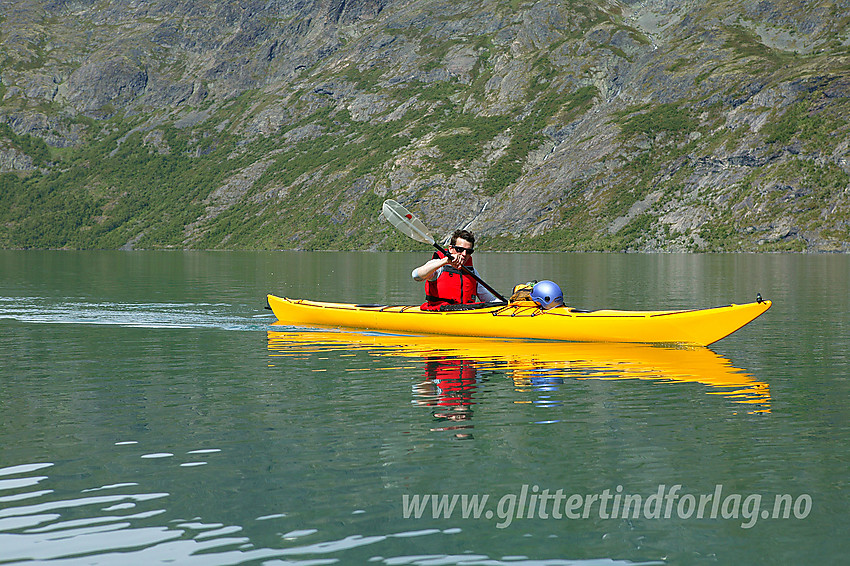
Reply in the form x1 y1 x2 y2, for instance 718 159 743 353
2 0 849 251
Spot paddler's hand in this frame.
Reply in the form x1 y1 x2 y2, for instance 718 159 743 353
446 253 465 270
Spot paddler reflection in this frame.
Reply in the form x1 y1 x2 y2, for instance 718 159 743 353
414 357 479 438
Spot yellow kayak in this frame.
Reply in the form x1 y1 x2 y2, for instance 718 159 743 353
266 295 771 346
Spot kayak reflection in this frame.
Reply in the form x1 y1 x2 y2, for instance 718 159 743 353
267 325 771 413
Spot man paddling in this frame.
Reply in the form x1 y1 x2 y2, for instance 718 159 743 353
412 229 498 310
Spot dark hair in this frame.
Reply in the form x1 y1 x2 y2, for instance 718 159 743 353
451 229 475 246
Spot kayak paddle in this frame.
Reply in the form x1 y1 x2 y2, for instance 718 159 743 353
382 199 507 303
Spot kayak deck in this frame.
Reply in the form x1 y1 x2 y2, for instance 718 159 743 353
266 295 771 346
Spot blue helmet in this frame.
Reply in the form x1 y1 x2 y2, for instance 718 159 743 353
530 280 564 310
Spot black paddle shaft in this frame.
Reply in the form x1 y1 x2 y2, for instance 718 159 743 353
432 242 507 303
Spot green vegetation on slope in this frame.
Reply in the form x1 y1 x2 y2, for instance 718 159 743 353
2 0 850 251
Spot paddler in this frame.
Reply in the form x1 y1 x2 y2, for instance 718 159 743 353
412 229 498 310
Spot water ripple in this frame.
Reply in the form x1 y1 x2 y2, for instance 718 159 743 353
0 460 659 566
0 296 273 331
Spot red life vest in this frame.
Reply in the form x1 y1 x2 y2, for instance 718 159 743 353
421 250 478 311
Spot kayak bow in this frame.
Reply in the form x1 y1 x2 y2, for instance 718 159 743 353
266 295 771 346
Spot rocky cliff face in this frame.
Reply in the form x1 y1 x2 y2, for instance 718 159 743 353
2 0 849 251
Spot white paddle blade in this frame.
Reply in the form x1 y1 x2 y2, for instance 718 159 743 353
382 199 435 246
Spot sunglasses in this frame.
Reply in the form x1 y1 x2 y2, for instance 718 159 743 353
450 244 474 255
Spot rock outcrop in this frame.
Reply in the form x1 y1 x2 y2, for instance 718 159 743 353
1 0 849 251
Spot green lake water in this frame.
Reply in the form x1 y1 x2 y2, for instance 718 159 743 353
1 250 848 565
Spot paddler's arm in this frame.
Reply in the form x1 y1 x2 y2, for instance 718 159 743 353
475 282 498 302
412 256 450 281
470 268 498 302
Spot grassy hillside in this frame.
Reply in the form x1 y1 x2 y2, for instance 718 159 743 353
2 0 849 251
